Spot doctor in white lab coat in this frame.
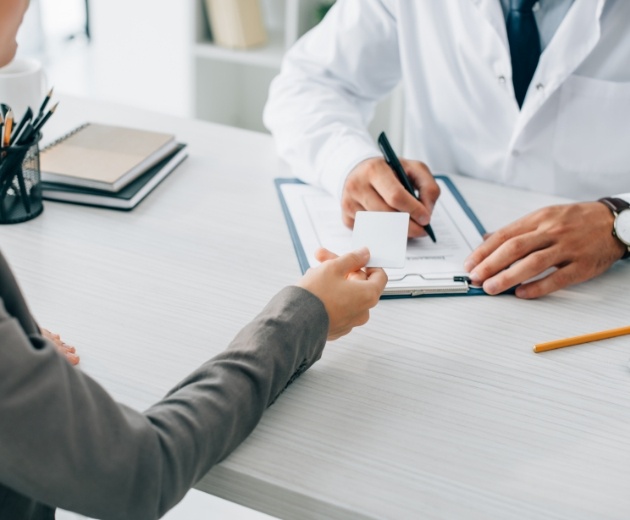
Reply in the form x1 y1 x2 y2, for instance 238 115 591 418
264 0 630 299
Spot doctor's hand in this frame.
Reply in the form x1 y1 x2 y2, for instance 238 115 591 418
463 202 625 299
297 247 387 340
341 157 441 238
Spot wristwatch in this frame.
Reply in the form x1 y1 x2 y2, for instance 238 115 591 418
598 197 630 259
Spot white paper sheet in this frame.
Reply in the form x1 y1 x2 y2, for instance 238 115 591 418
280 178 485 296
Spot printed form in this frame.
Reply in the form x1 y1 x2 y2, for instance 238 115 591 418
278 177 486 296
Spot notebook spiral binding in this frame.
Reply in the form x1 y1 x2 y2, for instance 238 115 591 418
40 123 91 153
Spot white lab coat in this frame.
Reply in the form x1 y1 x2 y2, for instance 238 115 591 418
264 0 630 202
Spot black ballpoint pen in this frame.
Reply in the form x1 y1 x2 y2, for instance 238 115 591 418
377 131 436 242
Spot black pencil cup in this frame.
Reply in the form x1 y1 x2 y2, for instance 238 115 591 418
0 133 43 224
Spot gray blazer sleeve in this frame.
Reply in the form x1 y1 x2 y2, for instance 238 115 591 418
0 251 329 520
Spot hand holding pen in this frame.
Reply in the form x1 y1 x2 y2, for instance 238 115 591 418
340 134 441 240
378 131 436 242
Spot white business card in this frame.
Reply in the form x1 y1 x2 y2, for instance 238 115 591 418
352 211 409 268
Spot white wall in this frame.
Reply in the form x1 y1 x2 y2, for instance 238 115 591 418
17 0 192 117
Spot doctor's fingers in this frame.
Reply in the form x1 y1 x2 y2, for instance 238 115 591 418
467 230 553 292
464 215 544 271
343 158 426 226
514 240 620 298
400 159 441 214
514 263 586 299
474 231 614 297
340 196 364 229
469 203 610 268
480 247 564 296
370 173 434 234
349 184 428 238
513 225 629 298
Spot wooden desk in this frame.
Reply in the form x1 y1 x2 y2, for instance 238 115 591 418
2 96 629 520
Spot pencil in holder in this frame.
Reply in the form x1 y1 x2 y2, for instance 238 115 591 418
0 133 43 224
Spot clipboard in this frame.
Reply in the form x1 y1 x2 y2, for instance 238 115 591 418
275 176 488 298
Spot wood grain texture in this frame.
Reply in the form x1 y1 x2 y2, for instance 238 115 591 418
2 96 629 519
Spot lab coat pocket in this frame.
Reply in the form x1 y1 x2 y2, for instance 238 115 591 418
553 75 630 195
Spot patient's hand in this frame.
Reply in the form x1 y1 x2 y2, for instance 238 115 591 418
297 248 387 340
42 328 80 365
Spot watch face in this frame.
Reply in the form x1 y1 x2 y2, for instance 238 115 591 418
615 210 630 245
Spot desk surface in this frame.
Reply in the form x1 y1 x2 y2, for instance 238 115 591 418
2 96 630 520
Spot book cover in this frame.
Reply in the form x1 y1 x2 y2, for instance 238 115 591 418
205 0 267 49
41 144 187 210
40 123 179 192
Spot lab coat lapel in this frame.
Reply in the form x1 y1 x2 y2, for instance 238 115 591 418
470 0 509 51
512 0 605 142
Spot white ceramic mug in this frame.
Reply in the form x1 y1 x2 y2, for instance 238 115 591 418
0 58 47 119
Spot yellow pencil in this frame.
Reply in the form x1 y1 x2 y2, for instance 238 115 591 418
533 325 630 353
2 109 13 148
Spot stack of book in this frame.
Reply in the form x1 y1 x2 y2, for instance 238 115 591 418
40 123 188 210
204 0 267 49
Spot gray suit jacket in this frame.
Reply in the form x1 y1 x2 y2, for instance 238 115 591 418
0 250 328 520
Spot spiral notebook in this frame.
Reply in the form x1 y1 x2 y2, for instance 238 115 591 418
39 123 180 192
42 143 188 210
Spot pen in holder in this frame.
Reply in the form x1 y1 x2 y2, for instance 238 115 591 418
0 132 43 224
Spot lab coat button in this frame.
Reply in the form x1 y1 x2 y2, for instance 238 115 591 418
536 83 544 91
498 75 506 84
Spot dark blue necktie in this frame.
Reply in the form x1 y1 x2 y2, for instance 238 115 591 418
506 0 541 108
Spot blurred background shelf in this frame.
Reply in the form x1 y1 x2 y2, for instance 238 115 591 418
193 30 285 69
191 0 403 146
192 0 324 132
19 0 403 157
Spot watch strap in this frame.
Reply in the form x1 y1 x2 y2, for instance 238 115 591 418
598 197 630 259
598 196 630 215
